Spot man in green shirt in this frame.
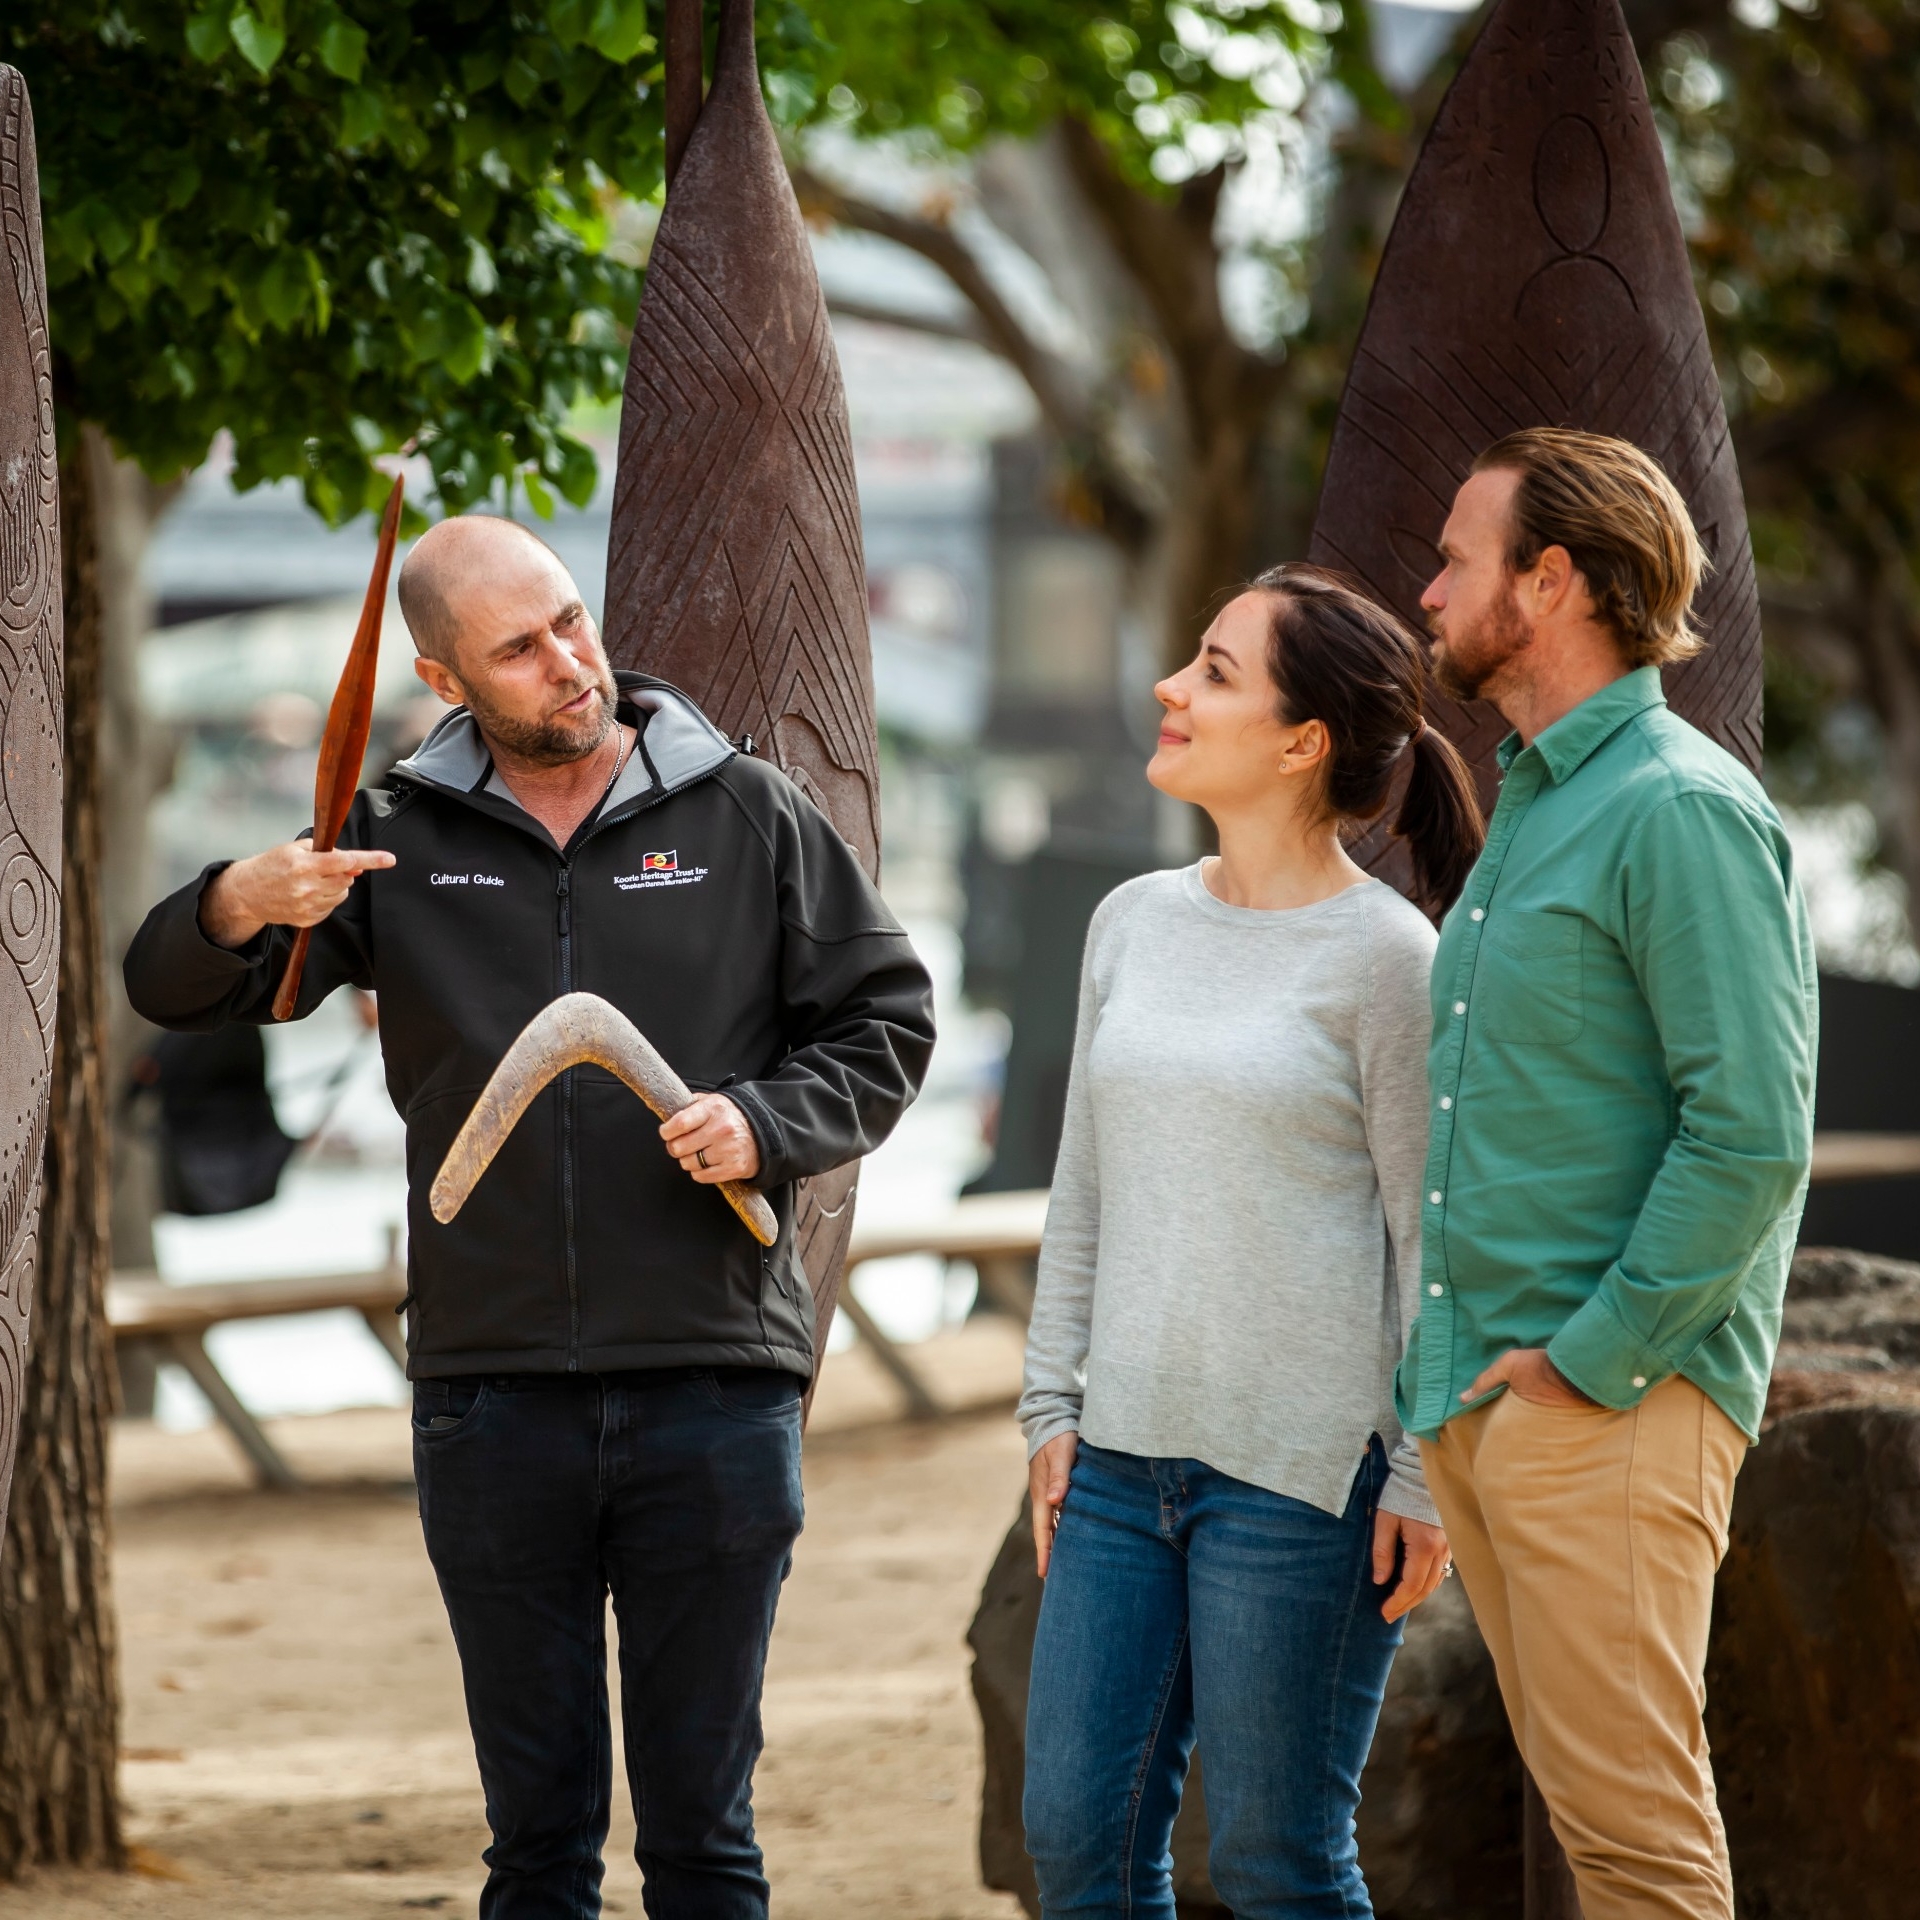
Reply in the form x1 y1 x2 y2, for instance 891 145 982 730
1398 428 1816 1920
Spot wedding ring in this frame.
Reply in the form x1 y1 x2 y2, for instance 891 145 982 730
696 1148 711 1169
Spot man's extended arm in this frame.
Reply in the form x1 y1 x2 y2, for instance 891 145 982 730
197 841 395 949
125 806 388 1031
1543 788 1816 1409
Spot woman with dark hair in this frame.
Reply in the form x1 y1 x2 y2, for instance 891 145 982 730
1018 564 1486 1919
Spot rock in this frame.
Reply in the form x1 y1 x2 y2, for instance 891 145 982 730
968 1500 1520 1919
1770 1248 1920 1425
1355 1573 1522 1919
967 1506 1042 1917
1706 1403 1920 1920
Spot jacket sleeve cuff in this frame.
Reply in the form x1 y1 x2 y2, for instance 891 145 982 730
1546 1287 1668 1410
725 1084 793 1189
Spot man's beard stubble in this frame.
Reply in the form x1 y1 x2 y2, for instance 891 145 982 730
466 668 617 767
1430 582 1531 702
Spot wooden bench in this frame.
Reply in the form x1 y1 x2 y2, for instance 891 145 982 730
109 1263 408 1488
114 1132 1917 1487
106 1190 1053 1486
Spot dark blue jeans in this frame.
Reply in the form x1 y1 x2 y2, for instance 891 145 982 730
413 1367 805 1920
1023 1441 1403 1920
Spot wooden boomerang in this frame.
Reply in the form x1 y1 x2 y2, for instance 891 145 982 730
429 993 780 1247
272 474 405 1021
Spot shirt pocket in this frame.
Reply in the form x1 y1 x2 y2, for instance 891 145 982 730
1476 909 1585 1045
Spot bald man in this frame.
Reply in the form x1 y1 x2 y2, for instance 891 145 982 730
126 516 936 1920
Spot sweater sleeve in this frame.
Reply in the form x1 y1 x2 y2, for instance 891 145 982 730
1016 899 1113 1458
1359 897 1442 1528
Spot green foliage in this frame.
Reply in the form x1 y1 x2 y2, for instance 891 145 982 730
758 0 1377 187
1661 5 1920 572
14 1 1372 525
9 2 664 523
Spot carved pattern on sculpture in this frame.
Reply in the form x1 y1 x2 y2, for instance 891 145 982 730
1311 0 1762 886
0 67 63 1537
603 0 879 1368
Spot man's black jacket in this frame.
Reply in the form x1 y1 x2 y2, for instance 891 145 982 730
124 674 935 1381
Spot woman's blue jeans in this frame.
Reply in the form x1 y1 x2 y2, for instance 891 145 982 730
1023 1440 1403 1920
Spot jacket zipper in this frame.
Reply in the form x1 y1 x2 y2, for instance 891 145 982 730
557 863 579 1370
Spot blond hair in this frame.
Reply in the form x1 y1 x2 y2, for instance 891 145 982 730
1472 428 1707 667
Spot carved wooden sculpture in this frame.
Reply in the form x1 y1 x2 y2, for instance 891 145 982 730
604 0 880 1383
0 67 62 1542
1311 0 1762 896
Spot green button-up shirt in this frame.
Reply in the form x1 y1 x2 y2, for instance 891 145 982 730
1396 667 1817 1444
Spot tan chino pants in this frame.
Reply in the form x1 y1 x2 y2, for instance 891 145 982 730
1421 1377 1749 1920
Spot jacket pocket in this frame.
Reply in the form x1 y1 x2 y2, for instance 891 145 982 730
1476 909 1585 1045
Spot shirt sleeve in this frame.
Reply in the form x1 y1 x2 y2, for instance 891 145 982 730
1546 788 1816 1411
1016 903 1111 1459
1359 901 1442 1528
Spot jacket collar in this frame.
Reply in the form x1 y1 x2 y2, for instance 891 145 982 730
392 672 734 813
1495 665 1666 785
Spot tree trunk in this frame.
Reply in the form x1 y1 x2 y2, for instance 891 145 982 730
96 454 172 1284
0 424 123 1875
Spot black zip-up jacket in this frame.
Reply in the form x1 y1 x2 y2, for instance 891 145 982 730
124 674 935 1381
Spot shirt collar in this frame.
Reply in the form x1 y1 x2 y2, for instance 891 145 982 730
1493 665 1666 784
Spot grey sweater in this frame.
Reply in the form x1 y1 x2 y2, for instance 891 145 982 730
1018 863 1440 1525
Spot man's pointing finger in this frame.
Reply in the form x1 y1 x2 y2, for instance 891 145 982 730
313 848 397 875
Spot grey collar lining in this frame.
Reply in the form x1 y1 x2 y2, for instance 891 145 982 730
393 678 733 817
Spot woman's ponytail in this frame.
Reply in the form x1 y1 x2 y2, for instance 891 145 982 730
1250 563 1488 915
1393 723 1484 914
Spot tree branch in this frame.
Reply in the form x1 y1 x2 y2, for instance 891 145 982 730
790 163 1157 545
1054 116 1289 444
823 295 985 347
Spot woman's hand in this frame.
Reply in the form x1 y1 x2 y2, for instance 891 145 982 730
660 1095 761 1184
1028 1432 1079 1579
1372 1509 1451 1623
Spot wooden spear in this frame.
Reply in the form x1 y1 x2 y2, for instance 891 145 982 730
271 473 404 1021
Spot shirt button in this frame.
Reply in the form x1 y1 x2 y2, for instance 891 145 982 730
1470 908 1485 921
1632 1375 1647 1389
1452 1000 1466 1015
1429 1191 1443 1205
1429 1283 1444 1297
1439 1096 1453 1111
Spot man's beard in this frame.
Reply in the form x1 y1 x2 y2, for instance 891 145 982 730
1430 583 1532 702
467 671 617 766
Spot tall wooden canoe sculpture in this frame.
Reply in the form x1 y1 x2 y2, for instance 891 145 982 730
0 67 62 1542
1311 0 1762 891
604 0 880 1390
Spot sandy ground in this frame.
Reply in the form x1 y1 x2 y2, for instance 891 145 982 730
0 1323 1032 1920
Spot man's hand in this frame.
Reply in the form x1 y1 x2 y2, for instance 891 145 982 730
1462 1346 1599 1409
198 841 396 949
1028 1432 1078 1579
1372 1509 1451 1624
660 1094 761 1185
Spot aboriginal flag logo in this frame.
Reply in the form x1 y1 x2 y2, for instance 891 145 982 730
642 851 678 872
